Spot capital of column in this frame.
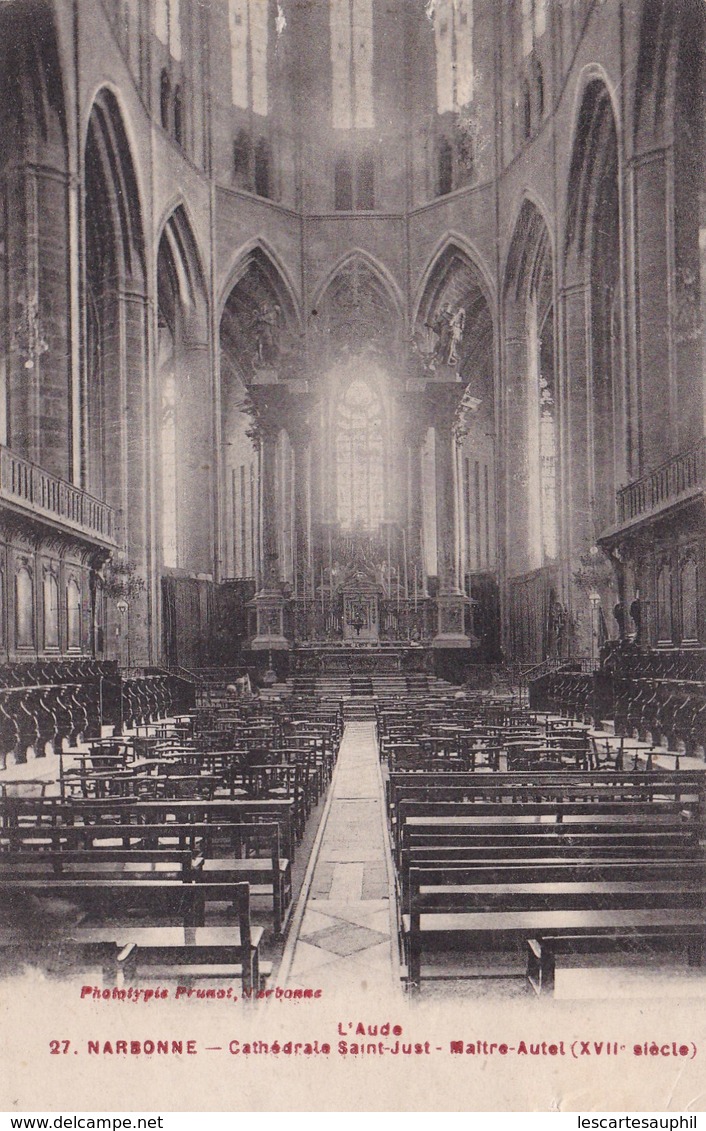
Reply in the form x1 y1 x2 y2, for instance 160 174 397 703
286 412 312 451
424 382 466 428
246 410 280 447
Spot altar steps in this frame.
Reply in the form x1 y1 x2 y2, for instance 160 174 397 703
287 673 454 702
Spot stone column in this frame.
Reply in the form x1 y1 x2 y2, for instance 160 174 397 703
258 417 280 590
178 340 214 578
288 415 312 601
502 332 531 576
432 389 462 596
560 279 593 657
404 404 427 595
6 161 71 478
630 148 676 468
121 289 153 666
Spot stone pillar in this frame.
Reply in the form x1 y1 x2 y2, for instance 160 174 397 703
432 393 462 596
178 340 214 577
631 148 676 469
404 407 427 596
121 289 152 667
258 418 280 590
560 279 593 657
286 415 311 601
503 332 530 576
6 161 71 478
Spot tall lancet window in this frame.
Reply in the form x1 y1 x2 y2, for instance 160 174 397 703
521 0 547 57
434 0 474 113
336 379 383 530
330 0 374 129
229 0 269 115
155 0 182 61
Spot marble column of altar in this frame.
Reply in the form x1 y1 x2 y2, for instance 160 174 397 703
251 410 288 651
429 384 470 650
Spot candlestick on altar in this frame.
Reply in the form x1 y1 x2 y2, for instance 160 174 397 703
414 565 418 612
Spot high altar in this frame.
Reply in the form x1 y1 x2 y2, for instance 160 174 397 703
218 252 499 677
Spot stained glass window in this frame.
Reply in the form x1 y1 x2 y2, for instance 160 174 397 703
434 0 474 114
229 0 268 114
155 0 181 61
330 0 374 129
336 379 383 530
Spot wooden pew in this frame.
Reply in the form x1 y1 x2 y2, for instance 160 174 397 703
0 819 292 937
0 877 263 993
394 798 700 867
0 796 296 863
398 858 706 915
0 848 200 881
398 829 701 908
387 770 705 814
402 864 705 990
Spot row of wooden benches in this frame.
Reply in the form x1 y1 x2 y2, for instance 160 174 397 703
0 873 264 992
0 818 291 936
385 769 706 993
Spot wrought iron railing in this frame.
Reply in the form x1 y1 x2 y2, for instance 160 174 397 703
0 445 116 544
616 438 706 525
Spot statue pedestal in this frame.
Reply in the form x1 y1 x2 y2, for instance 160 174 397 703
251 590 290 651
432 593 471 650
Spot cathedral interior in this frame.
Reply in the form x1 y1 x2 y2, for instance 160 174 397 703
0 0 705 1012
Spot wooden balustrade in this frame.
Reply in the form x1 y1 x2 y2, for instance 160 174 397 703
616 438 706 525
0 445 115 545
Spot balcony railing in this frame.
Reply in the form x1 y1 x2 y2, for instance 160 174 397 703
616 438 706 525
0 445 116 545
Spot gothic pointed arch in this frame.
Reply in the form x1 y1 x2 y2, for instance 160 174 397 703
310 251 403 367
414 242 494 400
84 87 152 665
158 202 209 338
564 79 622 538
220 244 301 387
85 88 146 505
502 198 558 663
219 245 304 593
86 88 145 283
412 240 497 627
157 204 212 579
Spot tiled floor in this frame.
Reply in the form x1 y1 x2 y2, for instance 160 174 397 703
280 720 399 996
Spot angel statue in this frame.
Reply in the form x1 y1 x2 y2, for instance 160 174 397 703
447 305 466 366
252 301 281 368
412 303 467 372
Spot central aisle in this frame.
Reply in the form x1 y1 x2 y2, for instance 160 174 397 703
278 720 399 995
